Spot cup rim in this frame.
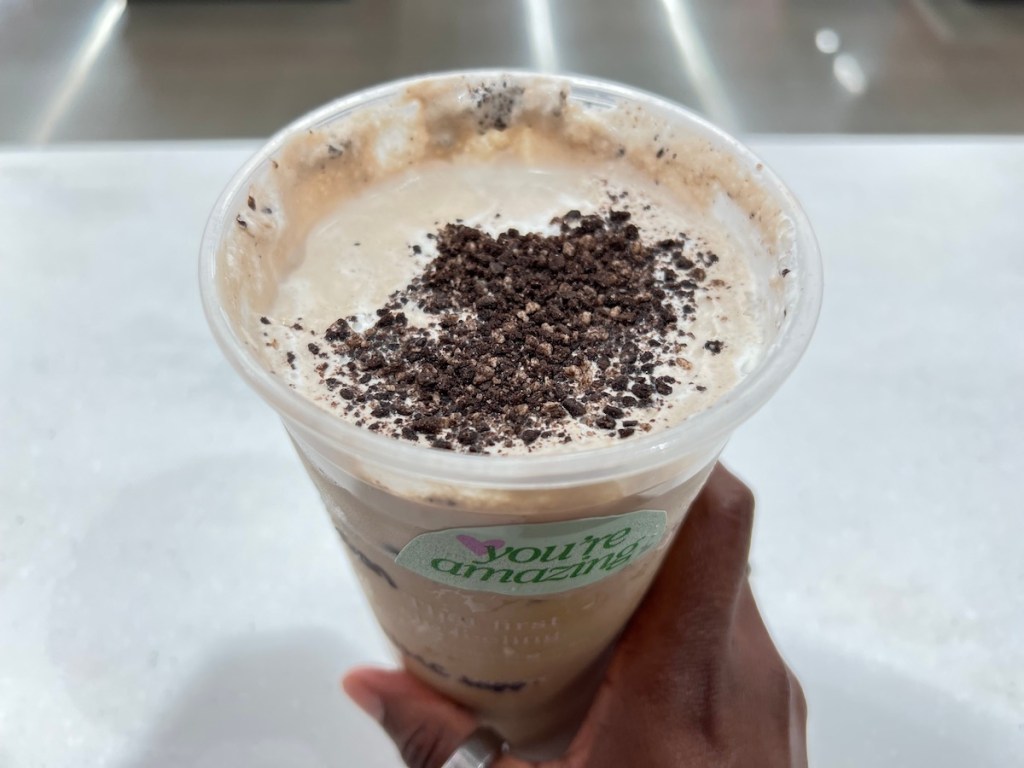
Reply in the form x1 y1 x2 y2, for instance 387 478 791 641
199 69 823 488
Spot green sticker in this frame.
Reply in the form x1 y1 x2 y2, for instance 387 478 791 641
394 509 668 596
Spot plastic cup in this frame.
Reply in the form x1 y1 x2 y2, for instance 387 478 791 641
199 71 822 751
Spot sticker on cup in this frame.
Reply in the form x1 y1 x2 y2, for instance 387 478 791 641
394 509 668 596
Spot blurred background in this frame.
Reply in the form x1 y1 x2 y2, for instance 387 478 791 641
2 0 1023 144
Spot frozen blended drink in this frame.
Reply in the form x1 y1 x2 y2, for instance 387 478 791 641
199 72 821 748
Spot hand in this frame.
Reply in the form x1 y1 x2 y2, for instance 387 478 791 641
343 464 807 768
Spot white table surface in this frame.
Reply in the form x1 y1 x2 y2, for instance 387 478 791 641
1 139 1022 768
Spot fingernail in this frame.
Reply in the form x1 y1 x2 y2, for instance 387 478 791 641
344 679 384 723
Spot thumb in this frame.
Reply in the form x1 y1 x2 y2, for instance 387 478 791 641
343 667 478 768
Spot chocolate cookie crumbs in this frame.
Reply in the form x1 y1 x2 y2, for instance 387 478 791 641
324 318 352 342
470 80 529 132
286 210 724 452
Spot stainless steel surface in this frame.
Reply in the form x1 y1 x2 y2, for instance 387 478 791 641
1 0 1023 143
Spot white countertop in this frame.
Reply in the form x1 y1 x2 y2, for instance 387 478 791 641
1 139 1022 767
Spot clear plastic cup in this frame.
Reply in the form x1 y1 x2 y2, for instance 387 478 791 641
199 71 822 751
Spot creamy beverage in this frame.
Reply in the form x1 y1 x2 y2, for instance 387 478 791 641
258 162 763 454
201 72 820 750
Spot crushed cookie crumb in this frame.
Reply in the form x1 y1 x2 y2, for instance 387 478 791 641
269 209 725 452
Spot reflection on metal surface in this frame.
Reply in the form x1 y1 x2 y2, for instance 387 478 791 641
815 28 841 55
657 0 738 130
524 0 559 73
833 53 867 95
31 0 126 143
910 0 957 42
4 0 1024 141
0 0 30 27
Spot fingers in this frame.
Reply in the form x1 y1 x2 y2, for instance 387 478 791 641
731 582 809 768
594 463 756 724
787 667 809 768
625 463 755 650
673 463 756 602
577 466 807 767
343 667 477 768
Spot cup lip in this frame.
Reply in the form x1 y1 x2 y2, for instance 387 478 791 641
199 69 823 488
